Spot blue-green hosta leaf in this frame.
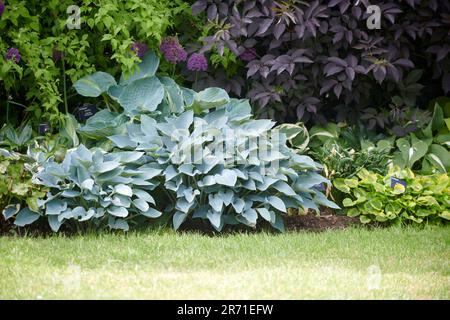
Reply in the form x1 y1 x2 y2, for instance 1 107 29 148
107 84 124 101
241 209 258 226
173 211 187 230
182 88 195 107
208 194 223 212
78 110 127 140
79 209 96 222
93 161 121 173
114 184 133 197
133 189 156 204
81 178 95 191
313 192 340 209
272 181 296 196
164 165 178 181
176 198 195 213
267 196 287 212
61 190 80 198
112 195 131 208
14 208 40 227
193 88 230 113
107 151 144 163
214 169 238 186
108 216 129 231
119 76 164 113
109 135 138 149
46 199 68 215
133 198 149 212
141 207 162 218
232 198 245 213
107 206 129 218
256 208 275 223
140 114 159 137
74 71 117 97
48 215 63 232
207 210 223 231
219 190 234 206
183 188 200 203
159 76 185 113
270 213 285 232
295 172 329 190
2 204 20 220
225 99 252 122
120 52 160 85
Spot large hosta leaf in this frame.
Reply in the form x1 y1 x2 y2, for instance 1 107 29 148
78 110 127 140
192 88 230 113
14 208 40 227
120 52 160 85
74 72 117 97
118 76 164 113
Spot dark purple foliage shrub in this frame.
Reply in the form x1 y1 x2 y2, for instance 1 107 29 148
189 0 450 128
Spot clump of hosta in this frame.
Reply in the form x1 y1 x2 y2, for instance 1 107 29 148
106 82 337 231
6 52 336 232
9 145 162 231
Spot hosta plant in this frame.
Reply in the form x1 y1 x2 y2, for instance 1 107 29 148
334 167 450 225
3 144 162 232
72 52 337 231
392 103 450 173
0 148 47 226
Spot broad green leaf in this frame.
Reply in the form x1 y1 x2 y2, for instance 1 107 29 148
119 76 164 113
120 52 160 85
74 71 117 97
14 208 40 227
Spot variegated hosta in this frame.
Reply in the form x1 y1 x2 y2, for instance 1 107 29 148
17 145 162 231
109 98 338 231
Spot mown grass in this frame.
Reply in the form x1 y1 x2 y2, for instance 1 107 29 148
0 225 449 299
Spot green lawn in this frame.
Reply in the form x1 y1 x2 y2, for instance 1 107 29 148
0 226 449 299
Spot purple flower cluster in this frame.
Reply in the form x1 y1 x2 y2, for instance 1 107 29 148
0 1 5 17
239 48 257 62
159 37 187 64
131 42 148 59
187 53 208 71
5 48 21 63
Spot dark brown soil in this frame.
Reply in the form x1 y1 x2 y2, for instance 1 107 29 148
285 212 359 232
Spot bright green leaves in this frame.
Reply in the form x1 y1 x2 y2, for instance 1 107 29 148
74 72 117 97
338 167 450 225
396 134 429 168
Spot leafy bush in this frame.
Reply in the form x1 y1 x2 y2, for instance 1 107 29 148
0 0 191 125
392 102 450 173
187 0 450 126
0 148 47 222
334 167 450 224
3 52 337 232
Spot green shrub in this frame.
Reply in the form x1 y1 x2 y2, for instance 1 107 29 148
333 168 450 225
0 0 191 125
0 149 47 221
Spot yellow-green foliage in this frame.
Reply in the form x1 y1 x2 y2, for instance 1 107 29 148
333 167 450 224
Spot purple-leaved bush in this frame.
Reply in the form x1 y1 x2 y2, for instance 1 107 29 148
0 1 4 17
189 0 450 128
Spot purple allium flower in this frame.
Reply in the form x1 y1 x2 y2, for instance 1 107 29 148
239 48 257 62
5 48 21 63
159 37 187 64
0 1 5 17
187 53 208 71
131 42 149 59
52 48 64 61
